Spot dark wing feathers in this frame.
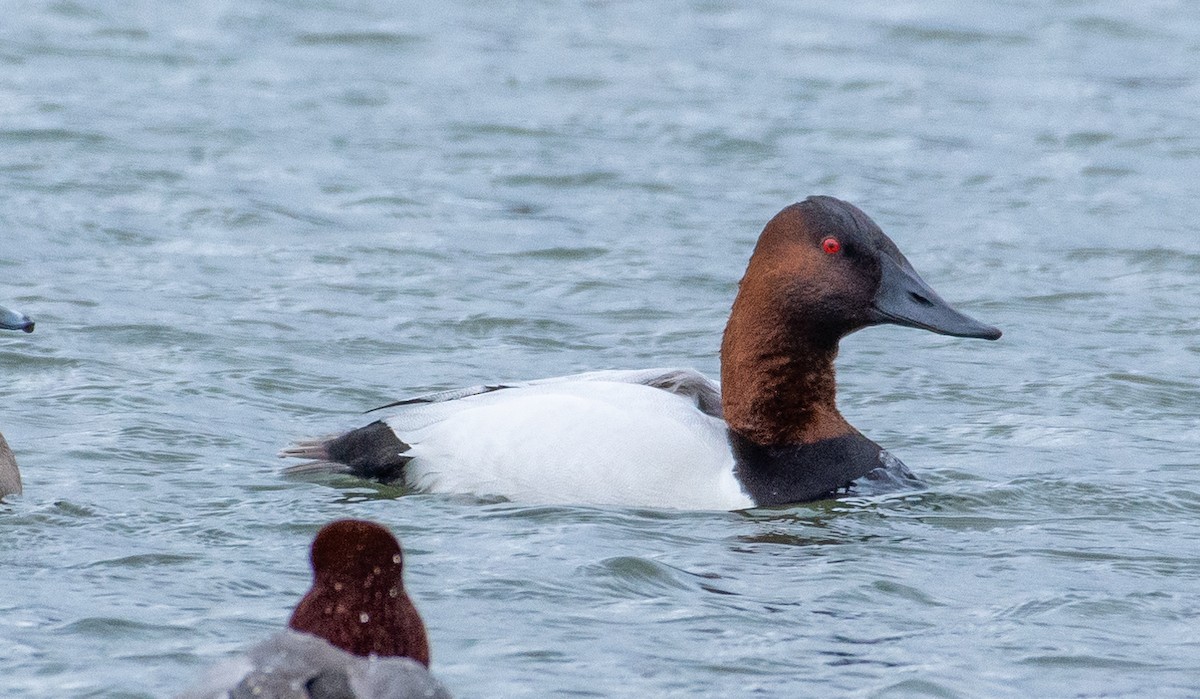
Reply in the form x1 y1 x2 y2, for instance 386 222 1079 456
361 368 721 418
366 383 513 413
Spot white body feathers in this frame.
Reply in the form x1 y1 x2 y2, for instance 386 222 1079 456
376 369 752 510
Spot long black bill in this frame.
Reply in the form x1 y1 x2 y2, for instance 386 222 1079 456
0 304 34 333
869 253 1001 340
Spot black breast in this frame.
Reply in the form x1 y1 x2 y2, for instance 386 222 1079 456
728 429 890 506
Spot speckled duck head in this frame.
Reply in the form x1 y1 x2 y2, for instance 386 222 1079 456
288 519 431 667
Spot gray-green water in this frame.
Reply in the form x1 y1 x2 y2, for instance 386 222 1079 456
3 1 1199 696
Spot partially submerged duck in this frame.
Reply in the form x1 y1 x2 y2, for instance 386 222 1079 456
1 302 34 499
179 519 450 699
0 433 20 499
283 196 1001 510
0 304 33 334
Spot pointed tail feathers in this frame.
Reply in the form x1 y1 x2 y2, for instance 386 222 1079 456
280 421 412 483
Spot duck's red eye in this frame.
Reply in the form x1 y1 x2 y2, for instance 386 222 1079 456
822 237 841 255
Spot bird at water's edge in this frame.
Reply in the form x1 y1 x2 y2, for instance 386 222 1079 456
282 196 1002 510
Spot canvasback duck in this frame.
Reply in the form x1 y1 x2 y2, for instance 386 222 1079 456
282 196 1001 510
1 302 34 499
179 519 451 699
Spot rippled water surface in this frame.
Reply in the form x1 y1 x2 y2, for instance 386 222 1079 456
3 1 1199 696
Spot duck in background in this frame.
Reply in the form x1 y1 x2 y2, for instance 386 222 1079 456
179 519 451 699
283 196 1002 510
1 302 34 499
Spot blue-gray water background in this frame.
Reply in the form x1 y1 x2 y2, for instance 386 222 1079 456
2 1 1199 696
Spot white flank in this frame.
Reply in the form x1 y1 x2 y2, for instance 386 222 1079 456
384 372 752 510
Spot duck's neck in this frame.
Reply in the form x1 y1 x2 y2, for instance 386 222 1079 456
720 296 852 446
720 297 889 505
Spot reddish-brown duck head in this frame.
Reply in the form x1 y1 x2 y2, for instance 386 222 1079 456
288 519 431 667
